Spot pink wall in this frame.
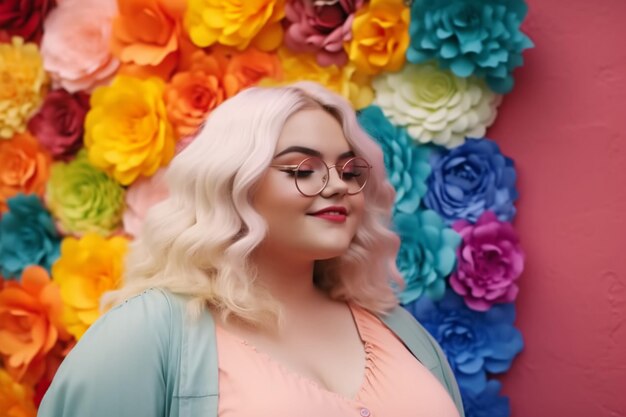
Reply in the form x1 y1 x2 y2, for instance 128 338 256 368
488 0 626 415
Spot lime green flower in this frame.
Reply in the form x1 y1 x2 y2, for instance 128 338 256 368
46 151 125 236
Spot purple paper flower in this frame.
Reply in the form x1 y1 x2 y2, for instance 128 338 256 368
451 211 524 311
284 0 364 67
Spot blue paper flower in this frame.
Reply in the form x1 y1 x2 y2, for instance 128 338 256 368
0 194 61 279
462 380 511 417
407 0 534 93
357 105 431 214
404 289 524 392
394 210 461 303
424 138 518 225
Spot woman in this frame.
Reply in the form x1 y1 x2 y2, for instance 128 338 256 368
38 82 464 417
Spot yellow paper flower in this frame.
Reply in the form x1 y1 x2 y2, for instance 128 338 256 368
263 48 374 110
184 0 285 51
51 233 129 340
0 37 48 139
0 369 37 417
346 0 410 75
84 75 176 185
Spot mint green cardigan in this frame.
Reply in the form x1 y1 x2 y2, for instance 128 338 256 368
38 288 464 416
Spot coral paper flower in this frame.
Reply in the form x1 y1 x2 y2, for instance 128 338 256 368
0 0 56 43
164 50 226 138
374 62 501 147
40 0 119 93
450 211 524 311
407 0 534 94
0 266 70 385
0 37 48 139
0 369 37 417
85 75 176 185
185 0 285 51
123 168 169 238
346 0 410 75
0 194 61 280
52 233 129 340
0 132 51 212
46 151 126 236
265 48 373 109
111 0 187 79
284 0 364 67
27 89 89 160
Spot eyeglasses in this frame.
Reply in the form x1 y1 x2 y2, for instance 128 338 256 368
270 156 371 197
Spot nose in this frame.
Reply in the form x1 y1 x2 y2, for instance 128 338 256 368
320 166 348 197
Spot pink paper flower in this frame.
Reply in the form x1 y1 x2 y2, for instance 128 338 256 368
450 211 524 311
27 89 89 159
123 168 170 238
40 0 119 93
284 0 364 67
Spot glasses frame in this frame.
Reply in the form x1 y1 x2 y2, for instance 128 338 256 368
270 156 372 197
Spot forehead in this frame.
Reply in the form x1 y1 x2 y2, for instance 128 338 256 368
275 108 351 157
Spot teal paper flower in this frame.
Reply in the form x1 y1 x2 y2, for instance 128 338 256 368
407 0 534 93
394 209 461 303
358 105 431 213
0 193 61 279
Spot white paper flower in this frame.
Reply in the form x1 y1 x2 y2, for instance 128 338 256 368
373 62 501 148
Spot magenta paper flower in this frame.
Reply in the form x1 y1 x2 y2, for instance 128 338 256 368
284 0 364 67
450 211 524 311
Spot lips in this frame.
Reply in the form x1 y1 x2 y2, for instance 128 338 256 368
308 206 348 223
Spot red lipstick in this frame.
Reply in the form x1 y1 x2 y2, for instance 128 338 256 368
308 206 348 223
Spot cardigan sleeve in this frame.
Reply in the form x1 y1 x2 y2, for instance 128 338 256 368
38 289 174 417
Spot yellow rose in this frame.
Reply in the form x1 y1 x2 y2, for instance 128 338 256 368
0 37 48 139
184 0 285 51
84 75 176 185
52 233 129 340
263 48 374 110
346 0 410 75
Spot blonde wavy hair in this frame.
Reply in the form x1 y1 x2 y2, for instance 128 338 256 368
104 82 405 326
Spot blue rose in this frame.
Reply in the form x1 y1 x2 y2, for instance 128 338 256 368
407 0 534 93
358 105 431 214
394 210 460 303
404 289 524 392
424 138 518 225
0 194 61 279
462 380 511 417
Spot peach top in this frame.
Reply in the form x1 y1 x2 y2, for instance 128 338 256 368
215 304 461 417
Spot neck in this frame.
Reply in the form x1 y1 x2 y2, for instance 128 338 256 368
249 247 327 309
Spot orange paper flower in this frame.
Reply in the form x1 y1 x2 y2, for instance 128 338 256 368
0 369 37 417
220 47 282 97
0 266 70 386
111 0 188 79
0 132 51 212
164 50 226 138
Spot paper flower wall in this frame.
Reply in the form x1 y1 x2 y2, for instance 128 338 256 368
0 1 532 414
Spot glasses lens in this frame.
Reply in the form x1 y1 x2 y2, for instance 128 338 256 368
341 157 369 194
295 157 329 196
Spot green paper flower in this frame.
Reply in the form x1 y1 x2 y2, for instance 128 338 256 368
373 62 501 148
46 151 125 236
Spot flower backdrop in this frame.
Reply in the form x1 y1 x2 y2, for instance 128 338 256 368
0 0 532 415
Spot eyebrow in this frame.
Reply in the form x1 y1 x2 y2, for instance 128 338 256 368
274 146 355 160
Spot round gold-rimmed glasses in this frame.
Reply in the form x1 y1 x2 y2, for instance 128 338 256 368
270 156 372 197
